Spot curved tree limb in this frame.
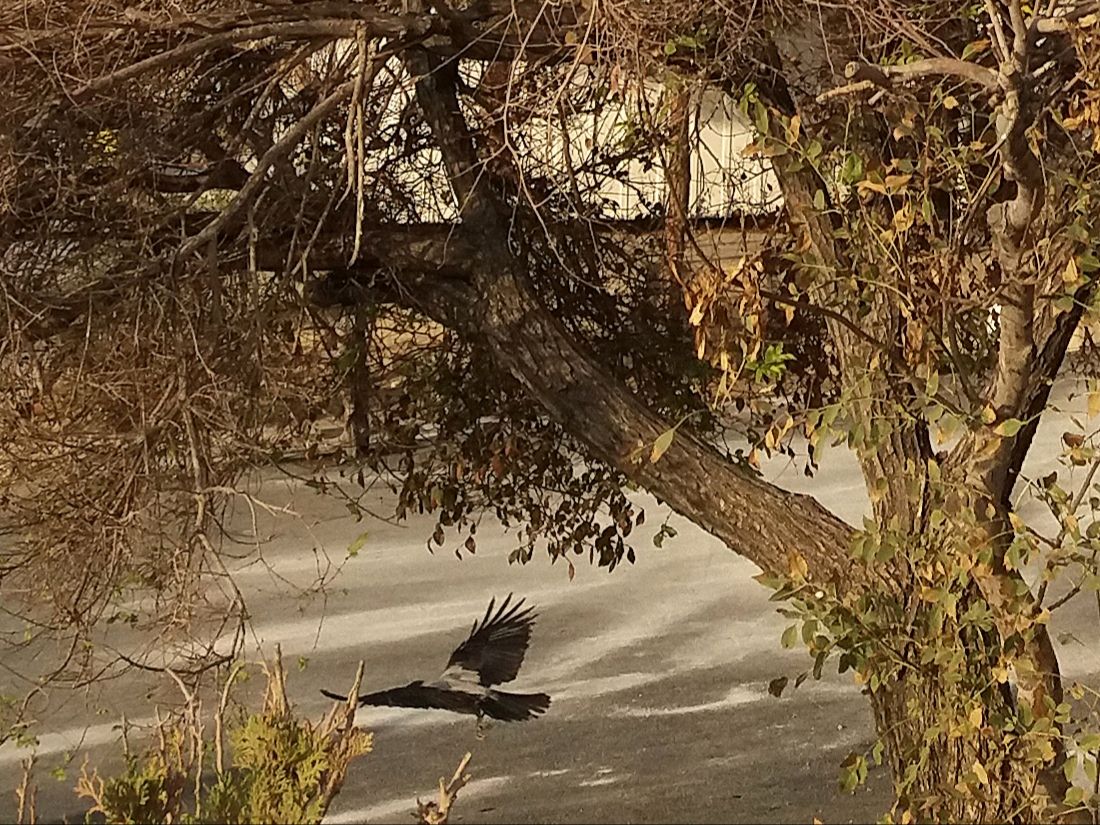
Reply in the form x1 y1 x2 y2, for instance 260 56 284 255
402 46 859 588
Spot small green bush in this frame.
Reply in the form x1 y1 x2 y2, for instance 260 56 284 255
76 649 371 825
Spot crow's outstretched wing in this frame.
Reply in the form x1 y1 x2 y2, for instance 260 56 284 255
322 683 480 714
445 594 536 686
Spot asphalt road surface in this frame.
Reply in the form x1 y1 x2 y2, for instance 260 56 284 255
3 384 1100 823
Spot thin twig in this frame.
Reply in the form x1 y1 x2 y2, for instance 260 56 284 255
15 756 37 825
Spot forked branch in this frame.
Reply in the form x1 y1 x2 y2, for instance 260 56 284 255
416 752 473 825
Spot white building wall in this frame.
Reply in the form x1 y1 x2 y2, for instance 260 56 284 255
353 59 777 223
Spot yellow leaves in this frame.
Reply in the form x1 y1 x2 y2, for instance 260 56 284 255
961 38 990 60
88 128 119 159
649 427 675 463
971 760 989 787
892 123 915 141
892 203 915 233
787 551 809 581
932 413 961 446
793 227 815 254
1035 739 1057 762
869 474 890 504
608 63 625 97
764 414 795 452
942 95 959 111
973 429 1008 461
1064 106 1097 132
1088 390 1100 418
856 178 888 196
1008 511 1026 535
740 139 765 158
969 561 993 582
1064 256 1081 285
786 113 802 145
1064 95 1100 152
683 257 766 398
884 173 912 193
857 173 912 198
968 705 983 729
993 418 1024 437
980 405 997 425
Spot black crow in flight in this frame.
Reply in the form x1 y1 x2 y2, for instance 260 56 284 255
321 594 550 723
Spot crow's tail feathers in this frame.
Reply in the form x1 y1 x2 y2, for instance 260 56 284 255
321 688 352 703
484 690 551 722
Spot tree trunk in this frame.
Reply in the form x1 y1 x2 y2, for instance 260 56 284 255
870 664 1053 822
858 495 1075 823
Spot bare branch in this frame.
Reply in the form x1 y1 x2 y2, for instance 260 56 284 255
985 0 1013 62
68 19 427 100
15 757 37 825
404 48 499 220
1033 0 1100 33
815 78 877 103
843 58 1000 91
416 752 473 825
174 77 359 265
1007 0 1029 61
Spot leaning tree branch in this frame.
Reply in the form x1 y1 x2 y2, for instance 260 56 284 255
404 48 500 222
406 38 861 589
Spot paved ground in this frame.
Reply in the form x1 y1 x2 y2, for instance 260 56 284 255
2 384 1100 823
